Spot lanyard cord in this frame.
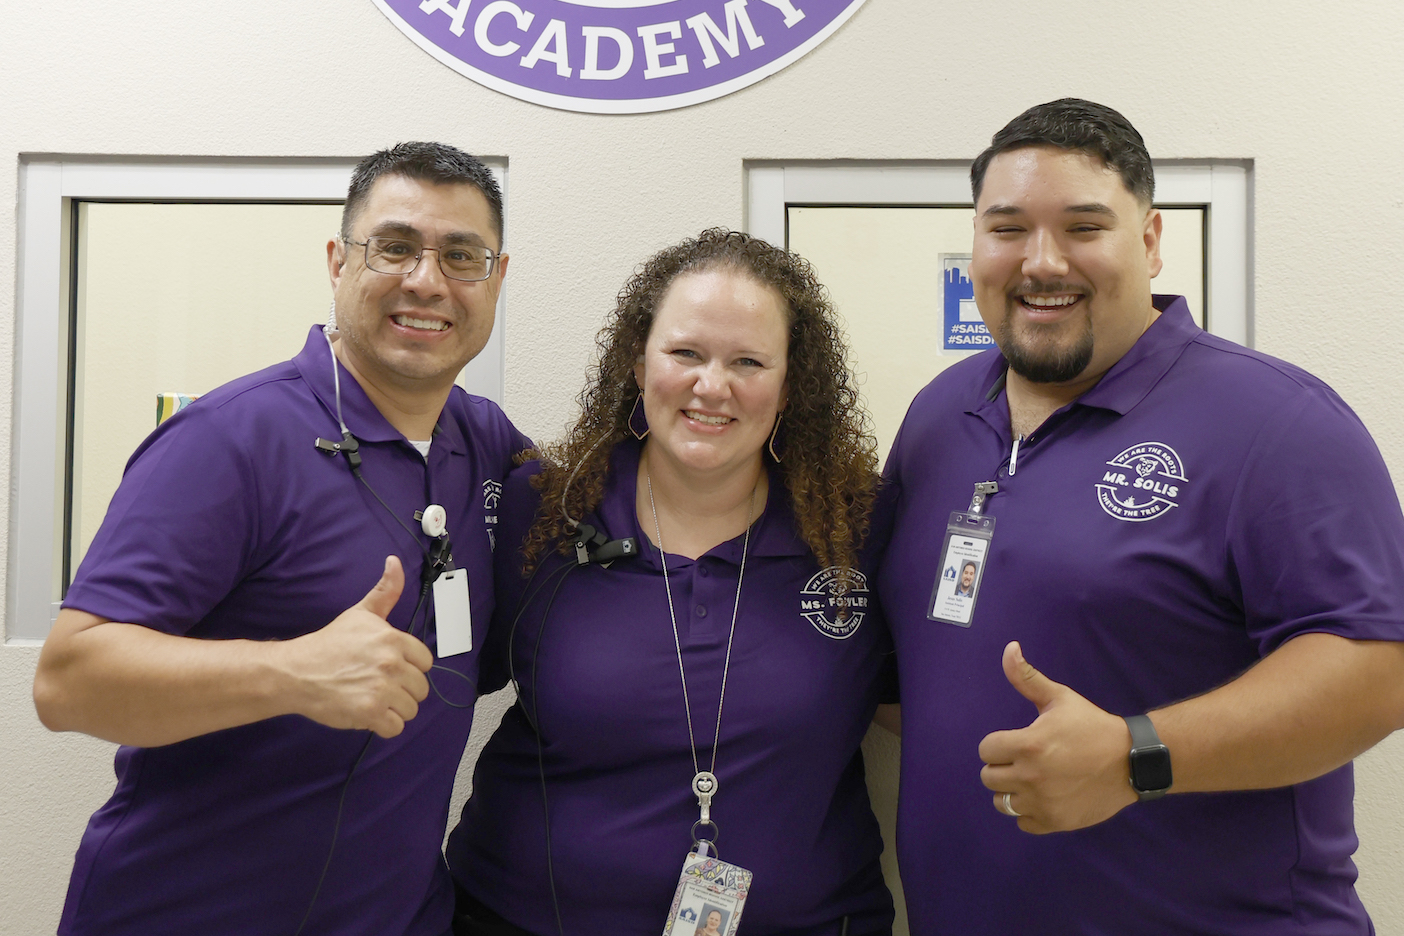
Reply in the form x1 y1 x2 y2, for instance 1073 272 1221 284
647 468 755 847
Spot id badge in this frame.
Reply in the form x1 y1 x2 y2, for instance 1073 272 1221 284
927 512 995 627
432 567 473 657
661 851 752 936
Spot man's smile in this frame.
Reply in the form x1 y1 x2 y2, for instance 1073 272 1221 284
1014 290 1087 322
1019 294 1082 309
390 313 451 333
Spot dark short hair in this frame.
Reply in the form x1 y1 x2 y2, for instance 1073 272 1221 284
970 99 1154 206
341 142 504 246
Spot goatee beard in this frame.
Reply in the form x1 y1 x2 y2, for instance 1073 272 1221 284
999 314 1094 384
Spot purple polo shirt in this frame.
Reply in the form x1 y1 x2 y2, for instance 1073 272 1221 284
446 441 895 935
879 296 1404 935
58 326 529 936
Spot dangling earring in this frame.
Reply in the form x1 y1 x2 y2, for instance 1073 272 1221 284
768 412 783 463
324 299 338 335
628 392 650 440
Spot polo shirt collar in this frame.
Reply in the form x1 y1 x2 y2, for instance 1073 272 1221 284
969 295 1199 424
293 324 466 454
1076 295 1199 415
595 439 809 572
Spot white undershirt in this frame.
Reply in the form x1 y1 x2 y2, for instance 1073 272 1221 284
409 440 431 459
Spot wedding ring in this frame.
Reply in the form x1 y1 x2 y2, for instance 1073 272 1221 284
1001 792 1022 818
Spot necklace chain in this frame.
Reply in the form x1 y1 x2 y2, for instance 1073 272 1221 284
646 469 756 786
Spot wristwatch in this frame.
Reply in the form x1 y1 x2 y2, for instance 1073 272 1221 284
1124 714 1173 801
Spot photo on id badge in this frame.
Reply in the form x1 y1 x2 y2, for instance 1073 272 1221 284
928 535 989 627
663 852 748 936
672 904 729 936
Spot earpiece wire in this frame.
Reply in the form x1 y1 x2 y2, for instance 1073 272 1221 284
527 560 577 936
298 333 476 932
324 331 351 437
558 431 614 531
506 559 575 730
295 583 432 936
455 426 626 934
323 331 472 703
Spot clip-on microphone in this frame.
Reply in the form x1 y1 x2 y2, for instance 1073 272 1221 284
568 521 638 567
423 534 453 586
315 327 363 472
314 431 362 470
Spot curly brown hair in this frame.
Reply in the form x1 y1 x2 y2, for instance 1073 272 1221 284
522 228 879 574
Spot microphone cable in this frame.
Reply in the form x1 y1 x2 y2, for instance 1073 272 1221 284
295 334 476 934
293 582 433 936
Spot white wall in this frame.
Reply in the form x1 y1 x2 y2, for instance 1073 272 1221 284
2 2 1402 933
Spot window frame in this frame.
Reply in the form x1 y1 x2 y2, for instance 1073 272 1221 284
745 160 1251 345
10 157 508 640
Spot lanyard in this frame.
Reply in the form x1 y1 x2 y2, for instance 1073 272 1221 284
647 471 756 855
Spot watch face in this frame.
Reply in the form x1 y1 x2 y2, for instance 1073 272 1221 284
1130 744 1173 792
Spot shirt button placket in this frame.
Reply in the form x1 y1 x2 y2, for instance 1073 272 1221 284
695 560 710 623
691 560 721 638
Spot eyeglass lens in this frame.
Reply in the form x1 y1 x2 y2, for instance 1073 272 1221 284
365 236 494 281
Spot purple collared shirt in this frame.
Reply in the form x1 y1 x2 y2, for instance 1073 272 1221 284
59 326 529 936
880 297 1404 935
447 441 895 934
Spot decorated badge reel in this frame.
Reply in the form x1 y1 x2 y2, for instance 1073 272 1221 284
662 850 751 936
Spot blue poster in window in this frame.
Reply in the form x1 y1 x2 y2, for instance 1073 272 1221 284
942 255 994 351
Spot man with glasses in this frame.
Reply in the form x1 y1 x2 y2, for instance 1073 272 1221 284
34 142 529 936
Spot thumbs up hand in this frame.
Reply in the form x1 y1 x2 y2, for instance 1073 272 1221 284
281 556 434 738
978 641 1137 833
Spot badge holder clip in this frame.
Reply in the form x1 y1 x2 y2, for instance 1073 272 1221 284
426 534 473 657
660 770 751 936
691 771 719 856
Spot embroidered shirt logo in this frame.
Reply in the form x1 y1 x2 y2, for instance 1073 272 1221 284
800 567 868 639
1096 442 1187 522
483 479 502 549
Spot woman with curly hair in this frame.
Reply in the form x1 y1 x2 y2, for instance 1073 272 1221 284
447 229 896 936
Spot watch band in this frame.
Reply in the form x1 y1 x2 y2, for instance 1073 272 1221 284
1125 713 1161 749
1124 713 1173 801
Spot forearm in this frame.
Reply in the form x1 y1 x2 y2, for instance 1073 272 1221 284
36 561 429 746
980 634 1404 834
34 612 304 748
1152 633 1404 793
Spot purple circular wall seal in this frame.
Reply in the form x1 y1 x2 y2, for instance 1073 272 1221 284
371 0 871 114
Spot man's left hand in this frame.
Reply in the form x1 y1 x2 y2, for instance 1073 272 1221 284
978 641 1138 833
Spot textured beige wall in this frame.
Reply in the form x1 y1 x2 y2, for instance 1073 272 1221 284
70 202 345 572
2 1 1402 933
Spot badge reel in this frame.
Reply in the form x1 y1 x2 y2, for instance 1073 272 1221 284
420 504 473 657
661 773 752 936
927 482 997 628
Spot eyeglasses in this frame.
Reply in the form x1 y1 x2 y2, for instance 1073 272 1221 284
344 235 498 282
